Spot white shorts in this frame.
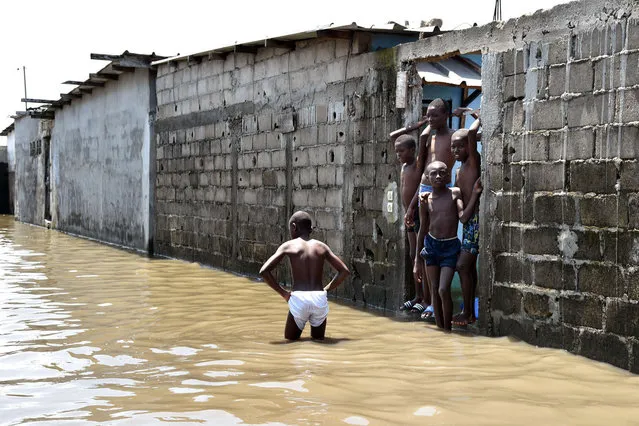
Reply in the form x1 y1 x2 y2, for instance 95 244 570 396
288 290 329 330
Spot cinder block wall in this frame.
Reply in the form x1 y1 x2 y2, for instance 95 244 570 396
482 18 639 372
154 37 405 310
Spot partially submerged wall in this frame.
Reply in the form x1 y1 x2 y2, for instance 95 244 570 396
483 13 639 372
6 130 15 214
396 0 639 372
51 68 155 252
14 117 46 225
155 36 404 310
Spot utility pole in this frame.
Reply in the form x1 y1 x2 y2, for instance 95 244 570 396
493 0 502 21
18 66 28 110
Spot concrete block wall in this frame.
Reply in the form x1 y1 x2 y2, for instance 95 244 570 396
155 37 404 310
482 17 639 372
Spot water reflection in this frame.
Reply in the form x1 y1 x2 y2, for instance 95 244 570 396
1 217 639 425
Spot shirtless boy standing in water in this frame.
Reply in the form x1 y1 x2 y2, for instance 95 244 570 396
415 161 481 331
259 211 350 340
451 108 482 326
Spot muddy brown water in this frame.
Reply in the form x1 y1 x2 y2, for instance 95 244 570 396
1 217 638 425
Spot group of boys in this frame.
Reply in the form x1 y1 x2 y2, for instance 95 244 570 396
391 98 482 331
259 97 481 340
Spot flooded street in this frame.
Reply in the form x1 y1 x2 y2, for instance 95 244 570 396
1 216 638 425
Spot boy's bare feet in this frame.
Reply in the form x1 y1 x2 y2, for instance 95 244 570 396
452 312 476 326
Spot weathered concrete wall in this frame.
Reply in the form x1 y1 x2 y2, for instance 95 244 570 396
6 130 15 214
155 35 404 310
51 68 155 252
394 0 639 372
14 117 46 225
480 1 639 373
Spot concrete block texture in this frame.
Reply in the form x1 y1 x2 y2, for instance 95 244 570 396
567 60 594 94
578 330 629 370
503 49 525 76
578 263 623 297
569 160 618 193
154 41 403 313
530 99 564 130
567 92 615 128
477 1 639 373
548 65 566 97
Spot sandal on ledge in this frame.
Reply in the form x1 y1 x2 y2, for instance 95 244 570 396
421 305 435 321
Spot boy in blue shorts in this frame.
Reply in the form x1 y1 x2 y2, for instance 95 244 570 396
415 161 481 331
451 108 482 326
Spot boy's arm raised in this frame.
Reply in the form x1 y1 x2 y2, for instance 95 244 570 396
324 248 350 292
389 117 429 143
454 107 481 157
259 244 291 301
415 125 431 176
467 112 481 157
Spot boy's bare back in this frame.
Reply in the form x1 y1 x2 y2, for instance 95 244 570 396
260 211 350 301
260 211 350 340
279 238 340 292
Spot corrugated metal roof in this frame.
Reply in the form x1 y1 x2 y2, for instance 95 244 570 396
417 56 482 89
153 21 442 65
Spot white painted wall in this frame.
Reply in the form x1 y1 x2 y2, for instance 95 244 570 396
13 116 42 224
51 68 153 251
7 130 15 173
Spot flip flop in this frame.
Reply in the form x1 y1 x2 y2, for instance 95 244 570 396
399 300 416 311
420 305 435 320
410 303 426 314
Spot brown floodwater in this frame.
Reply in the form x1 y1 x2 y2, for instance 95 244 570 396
1 216 639 425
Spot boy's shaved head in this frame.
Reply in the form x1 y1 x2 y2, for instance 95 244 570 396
428 98 448 113
426 160 448 173
395 134 416 150
289 211 313 232
452 128 469 141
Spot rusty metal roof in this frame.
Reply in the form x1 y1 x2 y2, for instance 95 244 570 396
153 21 442 66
